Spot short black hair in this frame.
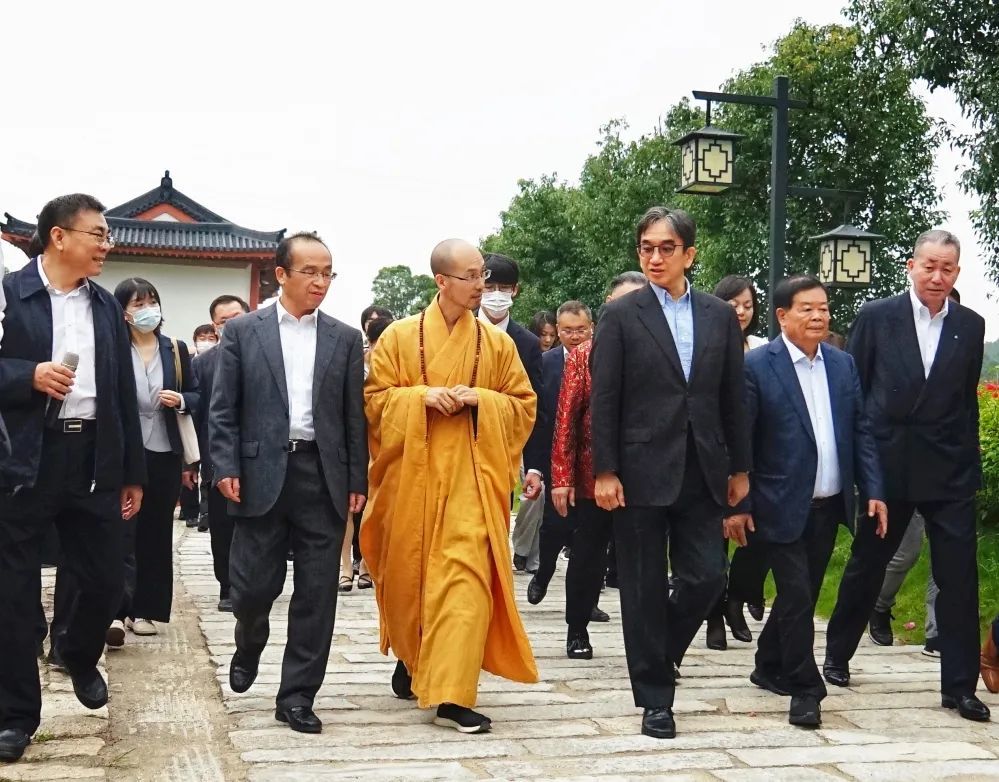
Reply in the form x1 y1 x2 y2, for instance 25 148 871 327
37 193 106 251
209 294 249 320
361 305 394 329
773 274 827 311
635 206 696 249
114 277 163 334
482 252 520 286
529 310 556 338
608 270 647 295
275 230 329 270
366 316 393 345
557 300 592 321
713 275 760 334
193 323 217 340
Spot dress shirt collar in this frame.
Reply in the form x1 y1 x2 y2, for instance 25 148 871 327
275 297 317 326
37 257 90 296
649 278 691 308
782 333 825 365
478 309 510 332
909 287 949 322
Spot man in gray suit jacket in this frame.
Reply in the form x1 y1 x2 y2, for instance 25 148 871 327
209 231 368 735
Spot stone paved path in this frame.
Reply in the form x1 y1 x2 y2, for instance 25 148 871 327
14 523 999 781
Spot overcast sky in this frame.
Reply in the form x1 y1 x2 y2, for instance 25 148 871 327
2 1 994 336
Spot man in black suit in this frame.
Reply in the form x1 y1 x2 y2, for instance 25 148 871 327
210 231 367 734
591 206 750 739
725 275 886 728
480 254 546 524
192 294 249 612
824 229 990 722
0 194 145 762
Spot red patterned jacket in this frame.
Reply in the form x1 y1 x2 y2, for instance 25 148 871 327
550 340 595 498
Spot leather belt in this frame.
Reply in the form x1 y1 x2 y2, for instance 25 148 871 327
810 493 842 509
47 418 96 434
287 439 318 454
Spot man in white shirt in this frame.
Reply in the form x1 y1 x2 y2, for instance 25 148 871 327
209 232 367 735
726 275 886 729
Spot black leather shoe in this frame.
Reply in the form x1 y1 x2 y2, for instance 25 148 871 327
725 599 752 643
217 598 233 613
868 608 894 646
512 553 527 572
526 575 547 605
275 705 322 733
46 643 67 672
567 630 593 660
71 668 108 710
789 695 821 727
229 650 260 694
941 694 991 722
0 728 31 761
641 706 676 739
590 606 610 623
391 660 415 699
747 602 765 621
750 668 791 696
605 573 619 589
823 660 850 687
706 616 727 650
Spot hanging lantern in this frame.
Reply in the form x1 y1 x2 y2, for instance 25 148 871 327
672 125 743 195
811 224 884 288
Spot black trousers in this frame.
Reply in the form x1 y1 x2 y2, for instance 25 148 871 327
535 497 578 588
826 497 980 697
0 428 124 734
207 479 235 599
708 536 770 621
230 450 346 709
565 498 613 632
179 482 199 521
614 446 726 708
756 498 841 700
118 449 182 623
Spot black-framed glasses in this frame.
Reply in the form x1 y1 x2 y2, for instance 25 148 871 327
637 242 685 259
443 268 492 283
286 267 338 282
59 226 115 247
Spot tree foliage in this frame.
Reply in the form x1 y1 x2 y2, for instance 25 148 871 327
370 264 437 317
483 22 943 333
849 0 999 284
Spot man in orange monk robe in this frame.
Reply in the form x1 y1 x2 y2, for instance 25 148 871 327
361 238 538 734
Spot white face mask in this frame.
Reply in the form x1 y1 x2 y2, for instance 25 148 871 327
129 305 162 334
481 290 514 316
195 340 217 355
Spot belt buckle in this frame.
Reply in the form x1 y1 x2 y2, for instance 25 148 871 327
288 440 299 453
63 419 83 433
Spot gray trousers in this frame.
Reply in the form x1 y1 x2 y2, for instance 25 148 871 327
874 510 939 638
511 488 544 572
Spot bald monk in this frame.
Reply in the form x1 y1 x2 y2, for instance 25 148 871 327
361 239 538 733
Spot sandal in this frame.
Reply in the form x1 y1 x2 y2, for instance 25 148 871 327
338 575 354 593
357 574 373 590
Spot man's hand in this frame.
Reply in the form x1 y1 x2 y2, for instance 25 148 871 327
868 499 888 539
33 361 75 401
724 513 755 547
218 477 241 503
425 387 463 415
523 472 543 501
121 485 143 520
181 469 198 490
349 493 366 514
551 486 575 518
727 472 750 507
451 385 479 408
594 472 626 512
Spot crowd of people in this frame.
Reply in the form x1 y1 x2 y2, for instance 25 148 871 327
0 192 997 762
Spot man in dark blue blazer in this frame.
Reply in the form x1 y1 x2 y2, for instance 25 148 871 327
726 275 886 728
0 194 145 762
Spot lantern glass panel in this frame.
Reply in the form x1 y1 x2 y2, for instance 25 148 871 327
818 240 835 284
835 238 872 285
697 138 735 186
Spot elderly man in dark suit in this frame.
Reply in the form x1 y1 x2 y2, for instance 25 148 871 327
191 294 249 612
591 206 751 739
210 231 367 735
725 275 886 728
824 229 990 722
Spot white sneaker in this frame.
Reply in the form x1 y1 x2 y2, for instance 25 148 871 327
128 618 158 636
106 620 126 648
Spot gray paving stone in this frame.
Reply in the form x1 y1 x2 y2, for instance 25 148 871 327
837 759 999 781
714 768 846 781
246 761 477 781
731 741 995 767
481 750 734 777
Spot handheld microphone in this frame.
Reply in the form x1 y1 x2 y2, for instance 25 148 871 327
44 352 80 428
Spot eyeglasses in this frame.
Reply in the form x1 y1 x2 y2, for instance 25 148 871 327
637 242 685 260
484 282 515 293
559 327 591 337
286 267 338 282
60 227 115 247
443 268 492 283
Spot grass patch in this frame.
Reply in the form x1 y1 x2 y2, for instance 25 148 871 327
32 730 55 743
763 524 999 644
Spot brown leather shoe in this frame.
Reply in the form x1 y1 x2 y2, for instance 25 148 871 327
981 632 999 694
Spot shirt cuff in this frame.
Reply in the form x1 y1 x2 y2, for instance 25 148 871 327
178 396 186 412
525 469 543 478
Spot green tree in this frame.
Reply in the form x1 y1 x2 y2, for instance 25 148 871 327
484 22 943 332
370 265 437 317
849 0 999 283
